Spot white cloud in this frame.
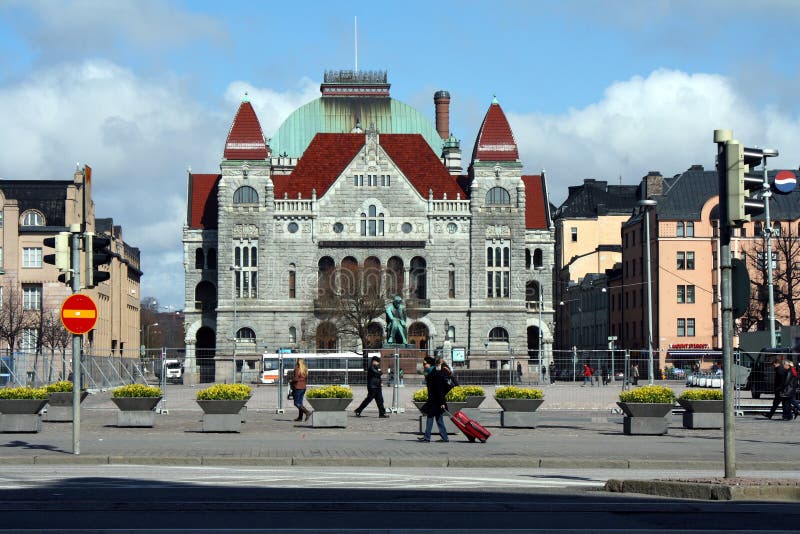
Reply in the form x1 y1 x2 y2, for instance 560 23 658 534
509 69 800 204
5 0 227 59
225 79 319 138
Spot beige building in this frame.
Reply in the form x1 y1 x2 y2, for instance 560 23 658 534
0 167 141 382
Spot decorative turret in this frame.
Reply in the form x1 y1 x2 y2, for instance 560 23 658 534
223 96 268 160
442 134 462 175
471 96 519 163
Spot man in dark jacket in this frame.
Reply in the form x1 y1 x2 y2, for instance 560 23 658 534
418 356 449 442
763 357 787 419
354 356 388 418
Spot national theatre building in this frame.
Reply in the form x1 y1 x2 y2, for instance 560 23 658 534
182 70 554 384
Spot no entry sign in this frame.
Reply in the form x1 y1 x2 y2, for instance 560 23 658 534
60 294 98 335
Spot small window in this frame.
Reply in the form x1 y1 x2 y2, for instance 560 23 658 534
571 227 578 242
21 210 44 226
233 186 258 204
0 211 4 227
447 222 457 234
687 318 696 337
289 326 297 344
676 222 684 237
287 222 299 233
686 221 694 237
402 222 412 234
23 247 42 268
289 266 296 299
333 222 344 233
677 318 686 337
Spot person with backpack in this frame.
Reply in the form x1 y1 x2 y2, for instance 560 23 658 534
418 356 449 442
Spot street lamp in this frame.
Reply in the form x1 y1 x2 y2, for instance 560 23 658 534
145 323 159 349
639 199 657 385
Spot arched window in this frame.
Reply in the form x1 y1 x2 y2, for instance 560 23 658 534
533 248 543 268
289 326 297 344
448 325 456 342
21 210 44 226
318 256 335 298
233 186 258 204
207 248 217 270
410 256 427 299
360 205 384 236
676 222 684 237
488 327 509 342
288 263 296 299
486 187 510 205
236 327 255 340
194 281 216 312
448 263 456 299
195 248 205 270
387 256 404 297
364 256 381 295
686 221 694 237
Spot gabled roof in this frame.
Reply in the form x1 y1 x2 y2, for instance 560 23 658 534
521 175 549 229
274 133 466 200
187 173 220 229
471 100 519 162
223 101 268 160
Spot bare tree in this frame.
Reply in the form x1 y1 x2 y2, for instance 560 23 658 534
740 237 770 331
772 223 800 326
40 308 71 381
0 284 37 356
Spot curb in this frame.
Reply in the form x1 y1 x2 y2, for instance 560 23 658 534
1 456 792 470
606 479 800 501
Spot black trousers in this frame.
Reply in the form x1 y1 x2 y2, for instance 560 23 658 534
356 387 386 415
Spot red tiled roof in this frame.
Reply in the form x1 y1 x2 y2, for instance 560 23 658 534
471 101 519 162
223 101 268 160
522 175 548 229
276 133 467 199
381 134 465 199
188 174 220 229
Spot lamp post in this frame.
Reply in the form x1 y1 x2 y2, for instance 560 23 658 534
144 323 159 349
639 199 658 385
230 265 240 384
759 148 779 347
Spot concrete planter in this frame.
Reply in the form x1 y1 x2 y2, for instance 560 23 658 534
111 396 162 428
617 402 673 435
495 398 544 412
46 391 89 422
0 399 49 433
677 399 723 429
445 401 467 413
306 397 353 428
413 401 426 412
306 397 353 412
196 399 250 432
464 396 485 409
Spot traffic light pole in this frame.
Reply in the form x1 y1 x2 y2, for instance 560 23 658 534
714 129 736 478
70 224 82 455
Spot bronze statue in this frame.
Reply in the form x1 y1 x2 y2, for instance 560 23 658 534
385 295 408 345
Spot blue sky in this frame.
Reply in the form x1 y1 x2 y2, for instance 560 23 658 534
0 0 798 309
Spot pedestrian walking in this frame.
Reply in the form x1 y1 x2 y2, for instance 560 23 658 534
290 358 312 422
548 361 556 384
632 363 640 386
354 356 389 418
786 361 800 418
763 357 787 420
582 363 594 387
418 356 449 442
593 365 601 387
601 365 610 386
779 359 798 420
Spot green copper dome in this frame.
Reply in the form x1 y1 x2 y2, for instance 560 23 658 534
269 97 444 158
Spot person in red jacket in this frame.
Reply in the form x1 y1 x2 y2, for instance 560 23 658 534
582 363 594 387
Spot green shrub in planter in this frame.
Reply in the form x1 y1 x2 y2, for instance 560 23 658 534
0 386 47 400
495 386 543 399
44 381 75 393
411 386 468 402
460 385 485 397
679 389 723 401
306 385 353 399
196 383 251 401
619 385 675 404
113 384 163 398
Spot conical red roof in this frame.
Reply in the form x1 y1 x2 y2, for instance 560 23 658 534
471 99 519 162
223 101 267 160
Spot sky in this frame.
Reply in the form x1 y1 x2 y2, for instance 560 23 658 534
1 0 799 310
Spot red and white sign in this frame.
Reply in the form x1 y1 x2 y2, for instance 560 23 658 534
60 294 98 335
774 170 797 194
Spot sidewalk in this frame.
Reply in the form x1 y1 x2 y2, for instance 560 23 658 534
0 387 792 469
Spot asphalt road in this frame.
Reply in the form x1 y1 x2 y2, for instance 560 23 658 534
2 466 799 533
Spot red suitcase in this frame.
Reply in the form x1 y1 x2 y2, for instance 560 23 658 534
448 410 491 443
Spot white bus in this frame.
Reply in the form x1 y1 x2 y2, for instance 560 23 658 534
260 352 364 384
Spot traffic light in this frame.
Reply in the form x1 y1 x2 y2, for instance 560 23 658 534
84 232 112 288
725 141 768 226
43 231 72 285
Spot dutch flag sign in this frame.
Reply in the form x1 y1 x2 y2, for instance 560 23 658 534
774 170 797 194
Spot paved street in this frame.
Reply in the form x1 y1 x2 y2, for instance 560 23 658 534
0 384 794 469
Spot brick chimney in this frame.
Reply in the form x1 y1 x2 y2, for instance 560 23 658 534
644 171 663 198
434 90 450 140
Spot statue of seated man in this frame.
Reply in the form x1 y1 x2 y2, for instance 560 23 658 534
385 295 408 345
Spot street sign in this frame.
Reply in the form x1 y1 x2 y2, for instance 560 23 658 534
774 170 797 194
60 294 98 334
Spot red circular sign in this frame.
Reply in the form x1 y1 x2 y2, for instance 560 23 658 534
60 294 98 334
